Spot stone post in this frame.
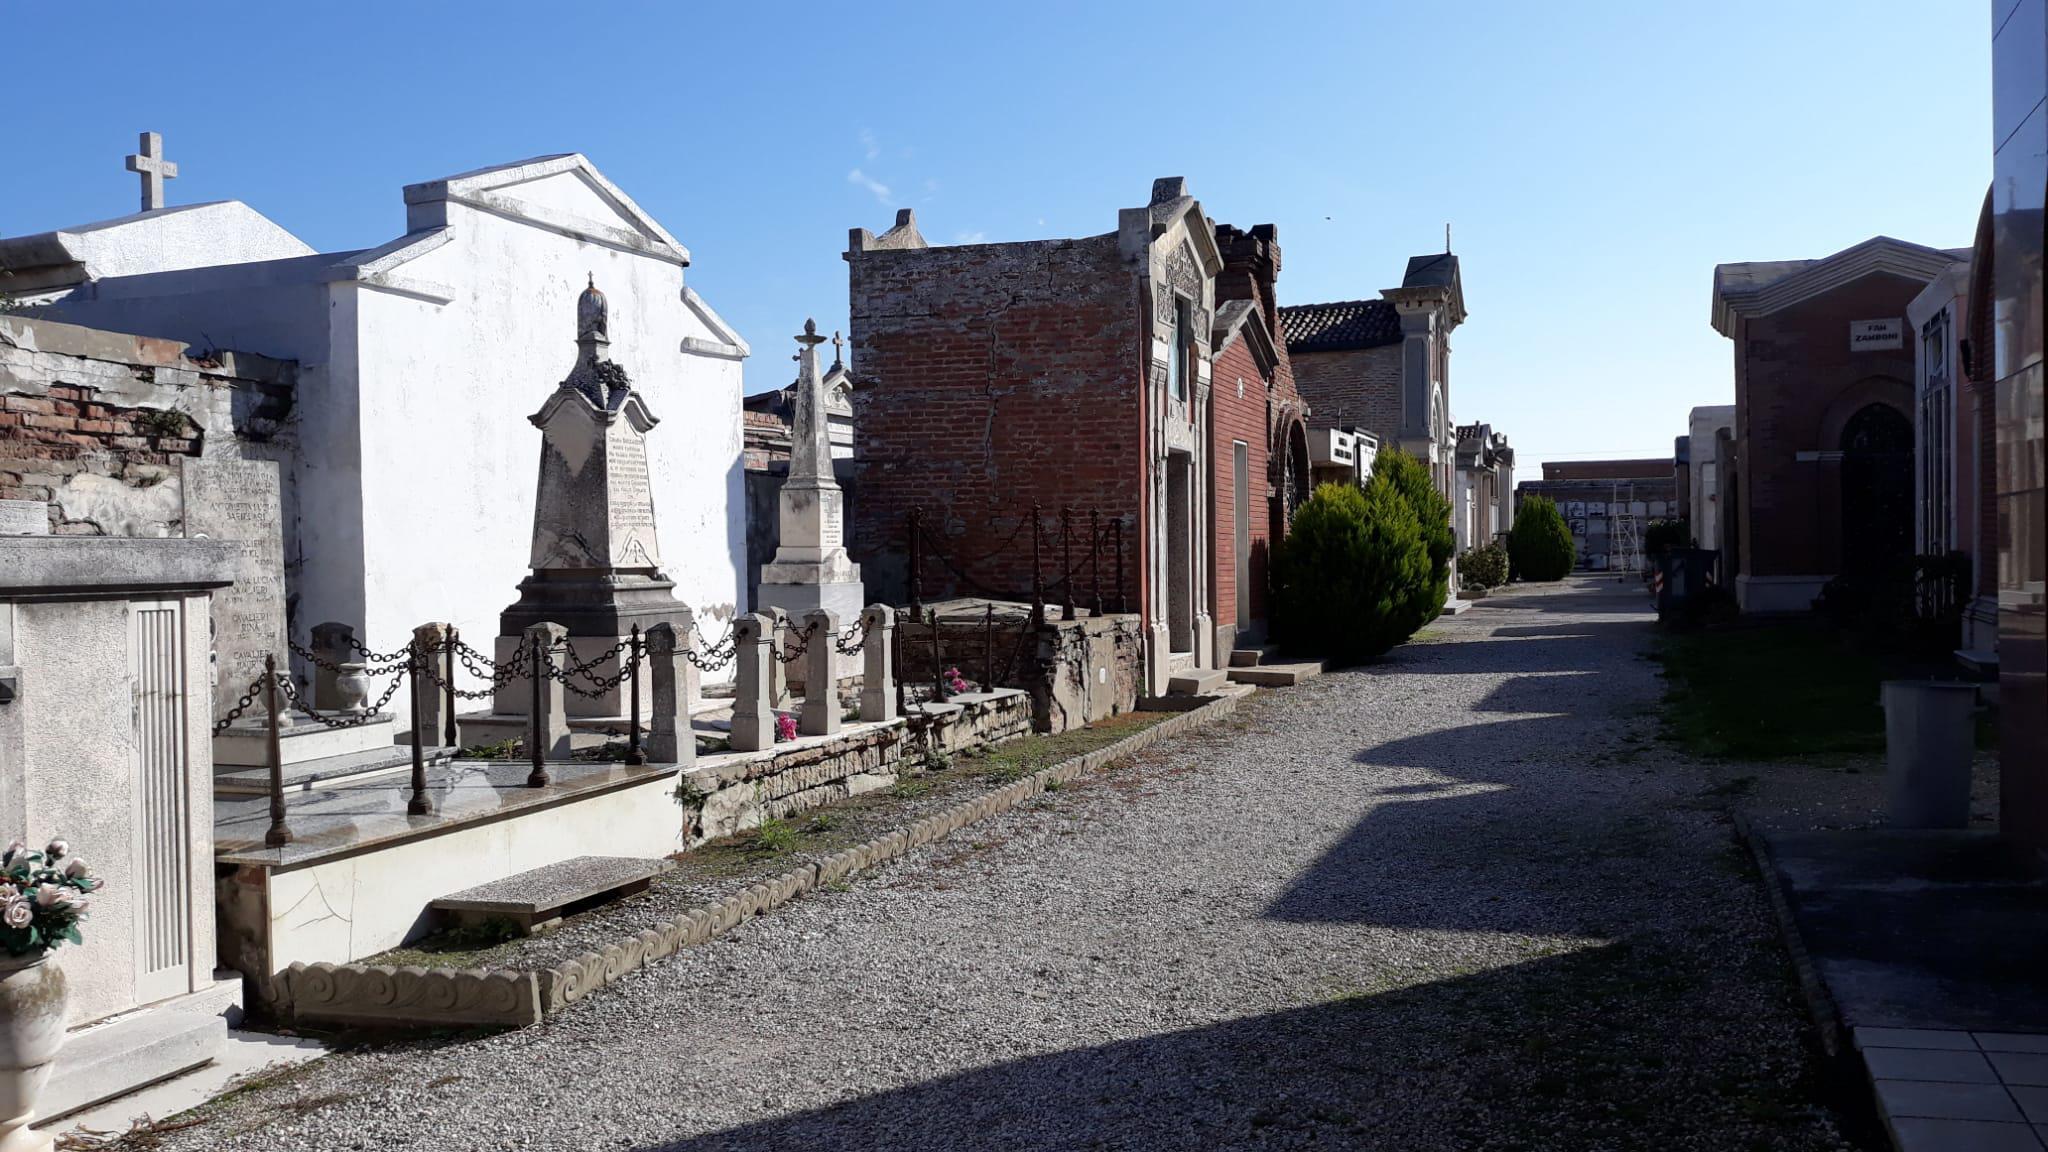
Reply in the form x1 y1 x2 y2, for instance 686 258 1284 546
859 604 896 723
674 605 702 718
309 621 354 708
766 606 791 706
800 609 841 738
730 613 774 753
411 622 452 745
645 623 692 766
525 622 571 761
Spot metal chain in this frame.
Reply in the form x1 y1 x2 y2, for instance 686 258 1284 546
833 616 871 656
540 644 634 699
773 620 817 664
418 660 504 700
277 668 405 728
211 675 270 734
287 635 409 677
684 619 738 671
345 636 414 664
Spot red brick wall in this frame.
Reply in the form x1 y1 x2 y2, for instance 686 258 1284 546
846 236 1143 606
1290 345 1401 436
1 386 202 529
1210 338 1265 630
1734 272 1924 579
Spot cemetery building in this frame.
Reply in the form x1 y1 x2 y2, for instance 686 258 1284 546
1452 422 1515 550
844 180 1227 695
1206 222 1309 655
1686 405 1737 574
1280 251 1466 499
4 150 751 717
1711 236 1966 612
1979 4 2045 863
1906 237 2000 662
1516 458 1678 573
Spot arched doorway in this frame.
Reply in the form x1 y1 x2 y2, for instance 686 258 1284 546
1281 422 1311 528
1839 403 1914 581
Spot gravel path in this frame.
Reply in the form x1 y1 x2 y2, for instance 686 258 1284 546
136 579 1864 1152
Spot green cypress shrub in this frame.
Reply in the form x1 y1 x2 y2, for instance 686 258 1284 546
1509 494 1577 581
1373 451 1455 631
1273 474 1434 664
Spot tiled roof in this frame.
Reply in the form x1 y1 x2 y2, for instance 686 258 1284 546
1278 299 1402 352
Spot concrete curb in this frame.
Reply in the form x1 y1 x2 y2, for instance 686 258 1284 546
282 692 1243 1030
1733 809 1844 1058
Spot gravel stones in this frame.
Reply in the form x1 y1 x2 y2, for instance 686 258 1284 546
135 579 1861 1152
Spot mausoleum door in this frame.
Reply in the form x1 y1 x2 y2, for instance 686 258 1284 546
129 599 195 1005
1839 403 1914 583
1166 452 1195 654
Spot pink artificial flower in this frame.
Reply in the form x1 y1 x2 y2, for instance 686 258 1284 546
2 897 31 930
62 858 89 879
774 714 799 742
33 884 70 909
1 841 23 868
43 840 67 861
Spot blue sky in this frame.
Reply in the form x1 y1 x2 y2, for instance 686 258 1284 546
1 0 1991 478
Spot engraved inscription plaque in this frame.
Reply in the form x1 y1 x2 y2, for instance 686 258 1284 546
182 457 289 715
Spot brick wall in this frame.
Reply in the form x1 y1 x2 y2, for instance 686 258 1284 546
1541 459 1674 482
1210 338 1267 631
1290 345 1402 438
1733 272 1924 579
1 315 294 536
846 236 1142 605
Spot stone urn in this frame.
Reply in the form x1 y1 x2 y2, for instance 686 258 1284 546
333 662 373 715
0 952 66 1152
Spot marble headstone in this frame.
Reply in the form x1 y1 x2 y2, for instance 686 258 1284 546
182 455 289 715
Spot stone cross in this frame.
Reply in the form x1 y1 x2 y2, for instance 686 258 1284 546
124 131 178 212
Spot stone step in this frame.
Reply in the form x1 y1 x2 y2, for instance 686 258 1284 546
1227 661 1326 688
432 855 674 935
1166 669 1229 695
42 975 240 1122
1228 646 1279 668
214 744 458 795
213 711 399 766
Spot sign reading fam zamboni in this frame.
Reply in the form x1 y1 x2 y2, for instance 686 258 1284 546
1850 318 1904 352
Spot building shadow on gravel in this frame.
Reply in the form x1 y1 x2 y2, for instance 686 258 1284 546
637 940 1858 1152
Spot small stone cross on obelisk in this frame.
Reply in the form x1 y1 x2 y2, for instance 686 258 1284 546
125 131 178 212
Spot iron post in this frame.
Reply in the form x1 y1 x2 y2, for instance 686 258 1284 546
407 642 433 816
262 654 290 848
1061 506 1076 622
626 624 647 765
527 630 550 788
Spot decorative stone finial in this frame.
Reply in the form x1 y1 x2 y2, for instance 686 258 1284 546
577 274 608 345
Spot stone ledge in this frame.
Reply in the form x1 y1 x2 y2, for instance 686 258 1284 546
277 692 1241 1031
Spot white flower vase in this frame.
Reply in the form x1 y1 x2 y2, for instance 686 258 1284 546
334 662 373 714
0 952 64 1152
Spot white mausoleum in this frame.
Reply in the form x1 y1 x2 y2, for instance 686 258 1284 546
11 154 750 700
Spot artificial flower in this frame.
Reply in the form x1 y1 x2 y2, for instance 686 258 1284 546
2 897 32 930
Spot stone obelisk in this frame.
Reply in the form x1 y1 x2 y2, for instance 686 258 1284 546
756 320 863 680
492 276 690 719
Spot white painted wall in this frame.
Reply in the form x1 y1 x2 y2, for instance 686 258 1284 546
1687 405 1735 553
53 203 313 279
350 187 745 695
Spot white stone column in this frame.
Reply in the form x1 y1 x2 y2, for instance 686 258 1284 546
644 622 691 766
674 605 702 718
524 622 571 760
800 609 841 737
859 604 896 722
730 613 774 753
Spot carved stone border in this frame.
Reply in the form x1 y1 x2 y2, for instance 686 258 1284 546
278 693 1242 1030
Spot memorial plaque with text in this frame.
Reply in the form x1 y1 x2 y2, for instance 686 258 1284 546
182 457 289 715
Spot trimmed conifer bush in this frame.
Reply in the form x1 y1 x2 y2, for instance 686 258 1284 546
1273 452 1453 664
1509 494 1577 581
1373 451 1455 631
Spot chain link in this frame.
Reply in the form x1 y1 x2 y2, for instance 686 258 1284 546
277 668 405 728
287 635 410 677
772 620 818 664
210 675 270 734
833 616 871 656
